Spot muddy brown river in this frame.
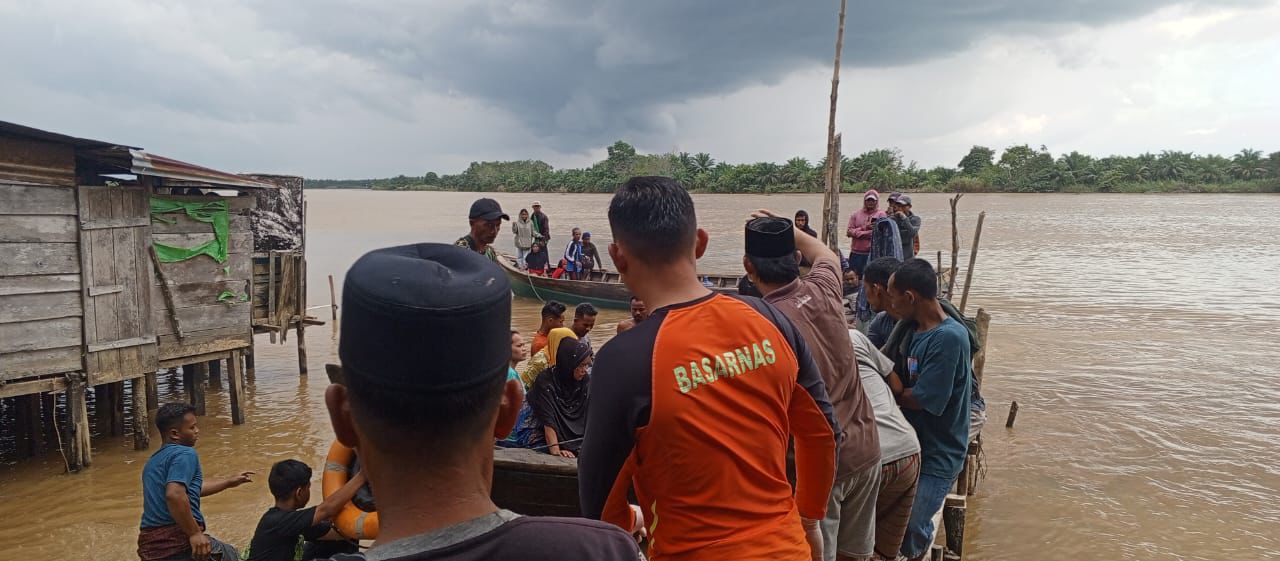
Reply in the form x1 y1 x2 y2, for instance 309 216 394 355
1 190 1277 561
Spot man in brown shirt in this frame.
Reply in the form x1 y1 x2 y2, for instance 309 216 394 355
743 210 882 561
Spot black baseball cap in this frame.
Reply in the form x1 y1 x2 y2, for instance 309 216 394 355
339 243 512 393
468 198 509 221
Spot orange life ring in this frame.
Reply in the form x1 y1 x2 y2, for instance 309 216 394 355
323 441 379 540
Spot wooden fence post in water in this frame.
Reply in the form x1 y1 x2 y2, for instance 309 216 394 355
958 211 986 314
245 339 256 383
947 194 963 298
328 274 338 320
68 375 91 471
132 376 150 450
1006 400 1019 428
229 350 246 425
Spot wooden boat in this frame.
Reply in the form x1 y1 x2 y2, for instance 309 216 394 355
497 254 743 309
491 447 581 517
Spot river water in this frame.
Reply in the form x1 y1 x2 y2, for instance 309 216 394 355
1 190 1277 561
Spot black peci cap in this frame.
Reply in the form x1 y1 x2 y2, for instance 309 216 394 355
745 216 796 258
339 243 512 394
468 198 509 221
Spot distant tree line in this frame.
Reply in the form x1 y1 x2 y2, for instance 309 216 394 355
305 141 1280 194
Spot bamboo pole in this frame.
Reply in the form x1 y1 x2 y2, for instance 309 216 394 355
958 211 986 314
820 0 847 251
972 308 991 390
947 194 963 298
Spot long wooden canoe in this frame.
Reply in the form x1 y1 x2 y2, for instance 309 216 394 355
497 254 742 309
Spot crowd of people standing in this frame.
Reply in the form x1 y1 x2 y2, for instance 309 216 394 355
135 182 983 561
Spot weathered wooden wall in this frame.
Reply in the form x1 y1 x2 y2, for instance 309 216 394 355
0 136 76 186
245 175 303 252
150 195 254 364
78 185 159 384
0 183 84 382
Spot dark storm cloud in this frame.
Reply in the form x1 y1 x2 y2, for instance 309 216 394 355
256 0 1261 150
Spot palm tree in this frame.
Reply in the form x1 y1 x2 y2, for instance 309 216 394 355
1153 150 1192 181
1230 149 1267 179
691 153 715 174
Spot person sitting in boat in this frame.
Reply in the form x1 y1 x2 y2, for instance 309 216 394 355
581 231 604 272
324 243 640 561
520 327 576 389
525 241 550 276
526 339 594 458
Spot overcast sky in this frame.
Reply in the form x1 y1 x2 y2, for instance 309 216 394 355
2 0 1277 178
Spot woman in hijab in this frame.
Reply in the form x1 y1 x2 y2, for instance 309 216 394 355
526 339 593 457
794 210 819 238
519 327 576 389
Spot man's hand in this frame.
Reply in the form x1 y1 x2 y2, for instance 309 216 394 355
557 449 576 458
801 517 823 561
189 533 212 560
629 504 647 541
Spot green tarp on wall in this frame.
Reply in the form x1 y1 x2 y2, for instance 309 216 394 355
150 198 230 263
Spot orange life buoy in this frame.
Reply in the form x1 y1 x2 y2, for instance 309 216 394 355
323 441 379 540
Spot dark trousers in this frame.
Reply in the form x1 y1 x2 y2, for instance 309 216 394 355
850 252 870 276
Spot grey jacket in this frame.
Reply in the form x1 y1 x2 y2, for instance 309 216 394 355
512 219 534 249
891 212 921 259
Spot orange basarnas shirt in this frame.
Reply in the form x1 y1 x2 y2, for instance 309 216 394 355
579 293 839 561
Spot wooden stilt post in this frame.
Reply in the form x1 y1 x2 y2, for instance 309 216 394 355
110 381 125 437
1006 401 1019 428
183 363 207 416
132 376 150 450
245 339 256 383
41 392 56 453
68 375 91 471
268 251 278 344
943 495 967 559
973 309 991 390
145 372 158 411
207 359 222 388
16 395 41 457
297 255 308 376
958 211 986 314
229 350 246 425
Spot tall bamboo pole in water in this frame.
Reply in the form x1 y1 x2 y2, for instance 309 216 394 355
821 0 848 251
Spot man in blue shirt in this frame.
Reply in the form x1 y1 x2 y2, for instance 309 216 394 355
138 402 254 561
886 259 972 561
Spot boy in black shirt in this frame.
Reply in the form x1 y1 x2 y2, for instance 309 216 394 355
246 459 368 561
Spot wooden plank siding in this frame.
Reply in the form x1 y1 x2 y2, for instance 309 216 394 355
149 195 256 363
0 182 85 383
0 138 76 187
0 215 78 242
77 185 158 383
0 242 80 276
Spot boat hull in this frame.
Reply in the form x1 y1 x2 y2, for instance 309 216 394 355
497 255 741 309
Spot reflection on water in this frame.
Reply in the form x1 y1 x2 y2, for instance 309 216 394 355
1 191 1277 561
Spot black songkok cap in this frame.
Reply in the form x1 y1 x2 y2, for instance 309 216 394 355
339 243 512 394
745 217 796 258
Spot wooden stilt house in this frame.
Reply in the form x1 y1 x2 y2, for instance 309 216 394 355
0 120 288 470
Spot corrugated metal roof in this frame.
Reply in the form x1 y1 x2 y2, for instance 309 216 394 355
0 120 275 190
128 150 274 190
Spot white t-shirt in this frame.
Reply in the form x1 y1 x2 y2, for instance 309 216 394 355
848 329 921 464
